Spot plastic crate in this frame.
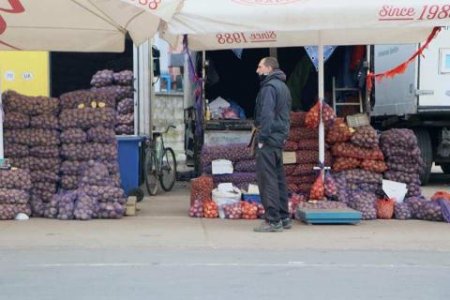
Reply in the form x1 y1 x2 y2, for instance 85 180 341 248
242 194 261 203
116 136 144 196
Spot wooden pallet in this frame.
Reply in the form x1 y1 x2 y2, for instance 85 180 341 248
296 208 362 225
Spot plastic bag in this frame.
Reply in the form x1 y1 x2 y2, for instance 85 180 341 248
241 201 258 219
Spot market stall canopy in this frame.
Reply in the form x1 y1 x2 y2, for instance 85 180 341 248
122 0 450 50
0 0 181 52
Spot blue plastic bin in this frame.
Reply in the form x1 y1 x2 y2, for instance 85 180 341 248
116 136 144 196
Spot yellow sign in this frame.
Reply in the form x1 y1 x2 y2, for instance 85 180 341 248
0 51 49 97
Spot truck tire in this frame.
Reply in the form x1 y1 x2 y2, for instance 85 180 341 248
441 164 450 174
414 129 433 185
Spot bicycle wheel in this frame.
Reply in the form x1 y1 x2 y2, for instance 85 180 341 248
144 148 159 195
159 147 177 192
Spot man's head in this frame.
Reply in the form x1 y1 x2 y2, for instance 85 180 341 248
256 57 279 76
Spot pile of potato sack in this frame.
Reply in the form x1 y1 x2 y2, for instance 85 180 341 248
1 69 133 220
189 101 449 222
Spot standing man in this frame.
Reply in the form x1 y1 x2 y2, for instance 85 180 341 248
253 57 292 232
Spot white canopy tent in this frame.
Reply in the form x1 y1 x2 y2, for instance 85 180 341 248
121 0 450 166
1 0 450 165
0 0 183 164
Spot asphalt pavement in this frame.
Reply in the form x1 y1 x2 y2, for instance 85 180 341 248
0 167 449 299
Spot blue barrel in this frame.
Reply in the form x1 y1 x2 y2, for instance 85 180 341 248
116 136 144 196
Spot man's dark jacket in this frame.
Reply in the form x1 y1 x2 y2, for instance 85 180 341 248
254 70 291 148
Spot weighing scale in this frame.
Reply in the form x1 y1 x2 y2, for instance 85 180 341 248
296 207 362 225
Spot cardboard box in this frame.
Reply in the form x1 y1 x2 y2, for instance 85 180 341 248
282 152 297 164
125 196 137 216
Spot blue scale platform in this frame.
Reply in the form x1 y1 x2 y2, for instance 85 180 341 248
296 208 362 225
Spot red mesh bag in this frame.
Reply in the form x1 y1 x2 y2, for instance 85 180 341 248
361 159 388 173
241 201 258 220
309 174 325 200
203 200 218 218
326 118 353 144
305 102 321 129
376 198 395 219
333 157 361 172
290 111 307 128
190 175 213 206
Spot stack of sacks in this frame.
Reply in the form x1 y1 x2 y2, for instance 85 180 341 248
0 168 32 220
284 111 332 195
53 161 127 220
1 91 61 217
333 169 383 220
380 129 423 198
200 144 256 190
90 69 135 135
331 125 386 176
59 90 121 191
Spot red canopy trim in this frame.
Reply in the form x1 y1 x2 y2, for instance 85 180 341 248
366 27 441 92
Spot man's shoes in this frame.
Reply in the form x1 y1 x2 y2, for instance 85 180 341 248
281 218 293 229
253 220 283 232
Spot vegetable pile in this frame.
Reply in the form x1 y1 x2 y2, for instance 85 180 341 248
0 168 32 220
89 69 135 135
380 129 423 197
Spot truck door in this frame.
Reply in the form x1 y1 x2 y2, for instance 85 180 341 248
372 44 418 116
418 27 450 111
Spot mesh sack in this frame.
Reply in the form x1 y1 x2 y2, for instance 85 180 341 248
326 118 353 144
200 144 253 169
97 202 125 219
361 159 388 173
350 126 379 149
376 198 395 219
4 129 29 145
29 146 60 158
30 171 59 183
4 143 29 158
297 139 320 150
113 70 134 86
0 189 30 205
4 112 29 129
348 190 377 220
284 141 298 151
189 199 204 218
191 176 214 206
117 98 134 114
56 192 78 220
288 127 318 142
290 111 306 128
30 114 59 130
234 160 257 172
115 125 134 135
29 157 60 172
27 129 60 147
379 129 418 149
73 192 99 220
394 202 412 220
87 126 116 143
2 90 59 116
59 108 116 130
0 168 32 190
60 128 88 144
90 69 114 87
333 157 361 172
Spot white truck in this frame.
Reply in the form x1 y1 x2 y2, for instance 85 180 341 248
371 26 450 184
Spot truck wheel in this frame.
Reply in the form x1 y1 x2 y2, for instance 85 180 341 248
414 129 433 185
441 164 450 174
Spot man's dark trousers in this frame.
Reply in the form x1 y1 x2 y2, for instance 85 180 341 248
256 144 289 223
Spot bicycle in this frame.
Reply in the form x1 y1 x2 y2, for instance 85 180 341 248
144 125 177 195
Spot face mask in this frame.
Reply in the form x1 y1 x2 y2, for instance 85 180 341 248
259 74 268 81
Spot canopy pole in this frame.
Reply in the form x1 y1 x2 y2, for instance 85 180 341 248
318 44 325 166
0 95 4 164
